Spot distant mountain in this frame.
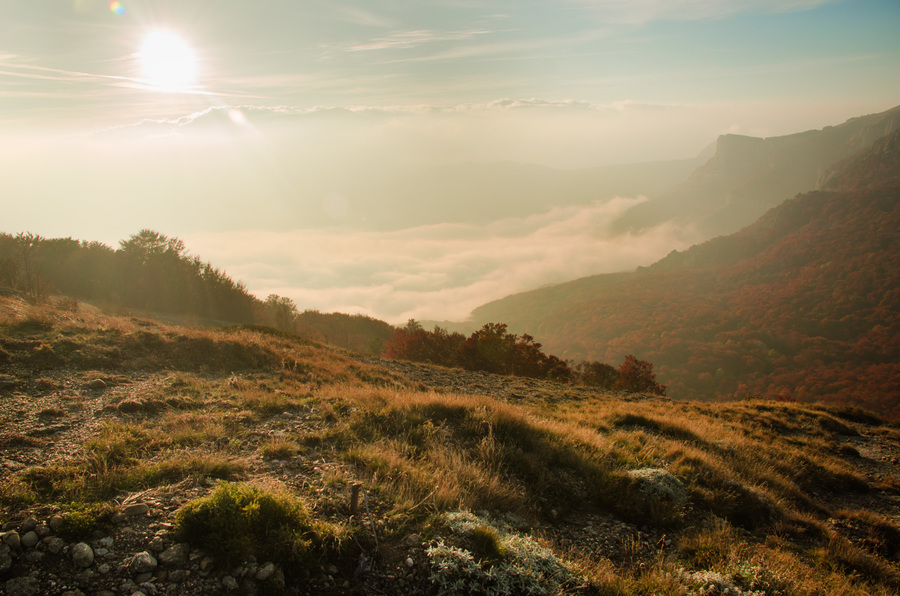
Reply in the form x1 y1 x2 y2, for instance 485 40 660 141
612 104 900 241
469 127 900 418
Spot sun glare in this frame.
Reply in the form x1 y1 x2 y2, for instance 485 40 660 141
138 30 197 92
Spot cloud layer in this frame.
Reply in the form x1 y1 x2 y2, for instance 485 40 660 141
185 197 688 324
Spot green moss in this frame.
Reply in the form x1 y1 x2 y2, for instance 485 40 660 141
56 502 116 541
174 482 350 571
470 524 507 562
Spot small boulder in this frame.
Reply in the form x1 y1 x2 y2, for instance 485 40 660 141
45 537 65 554
0 544 12 572
255 562 276 581
148 536 165 552
20 531 39 549
88 379 107 391
2 531 21 549
48 515 65 531
157 543 190 567
123 503 150 517
71 542 94 568
130 551 158 573
19 518 37 533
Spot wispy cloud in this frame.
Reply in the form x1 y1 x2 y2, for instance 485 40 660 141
567 0 836 24
0 61 138 86
347 28 492 52
333 5 398 28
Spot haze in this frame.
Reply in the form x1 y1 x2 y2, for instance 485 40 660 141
2 0 899 323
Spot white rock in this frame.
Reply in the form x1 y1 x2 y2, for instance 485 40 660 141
123 503 150 517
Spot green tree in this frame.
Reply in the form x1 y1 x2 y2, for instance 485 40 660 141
265 294 298 332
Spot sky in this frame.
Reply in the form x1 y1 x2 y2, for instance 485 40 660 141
2 0 899 323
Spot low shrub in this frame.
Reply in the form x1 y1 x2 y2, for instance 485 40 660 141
55 503 117 541
174 482 349 571
428 510 584 595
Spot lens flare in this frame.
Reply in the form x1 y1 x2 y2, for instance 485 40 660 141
109 1 125 16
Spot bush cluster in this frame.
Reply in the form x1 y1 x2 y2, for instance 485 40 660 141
385 320 666 394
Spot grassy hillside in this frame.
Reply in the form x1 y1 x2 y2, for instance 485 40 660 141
1 296 899 595
471 130 900 419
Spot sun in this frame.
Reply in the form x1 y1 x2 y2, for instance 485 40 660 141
138 30 197 91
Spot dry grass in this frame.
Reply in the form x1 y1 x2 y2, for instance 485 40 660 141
259 437 301 460
1 295 898 594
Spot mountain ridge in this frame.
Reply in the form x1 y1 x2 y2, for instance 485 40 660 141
469 124 900 417
611 103 900 240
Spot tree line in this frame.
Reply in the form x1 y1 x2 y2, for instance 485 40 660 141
0 230 392 353
384 320 666 394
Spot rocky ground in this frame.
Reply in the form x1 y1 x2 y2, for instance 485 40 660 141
1 354 898 595
0 358 666 596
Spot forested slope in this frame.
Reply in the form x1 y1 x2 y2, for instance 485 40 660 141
472 129 900 418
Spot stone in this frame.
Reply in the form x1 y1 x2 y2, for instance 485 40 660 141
20 531 39 548
168 570 188 583
255 562 276 581
71 542 95 568
123 503 150 517
158 543 190 567
45 536 65 554
4 576 41 596
61 590 86 596
148 536 165 552
130 551 158 573
3 530 21 549
34 523 50 537
97 536 114 548
74 569 94 586
88 379 107 391
403 533 422 547
0 544 12 572
24 551 44 563
19 518 37 533
221 575 239 590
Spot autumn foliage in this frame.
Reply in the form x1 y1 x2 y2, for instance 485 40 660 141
469 135 900 418
384 319 663 393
